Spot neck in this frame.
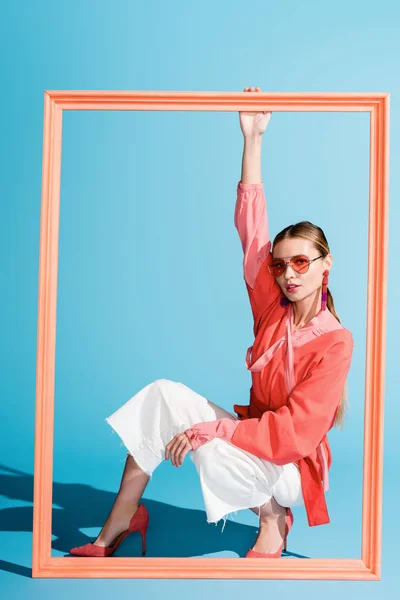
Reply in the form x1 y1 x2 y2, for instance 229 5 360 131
292 287 323 328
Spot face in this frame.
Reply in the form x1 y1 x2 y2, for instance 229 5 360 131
272 238 332 301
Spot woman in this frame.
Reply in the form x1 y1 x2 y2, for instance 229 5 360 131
69 86 354 559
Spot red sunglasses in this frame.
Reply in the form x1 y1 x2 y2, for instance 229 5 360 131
268 254 325 277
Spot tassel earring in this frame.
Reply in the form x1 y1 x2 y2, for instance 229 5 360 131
280 295 290 308
321 270 329 310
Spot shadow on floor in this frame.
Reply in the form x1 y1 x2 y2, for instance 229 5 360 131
0 462 309 578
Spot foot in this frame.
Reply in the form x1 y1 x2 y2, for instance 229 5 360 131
251 511 287 554
93 503 139 547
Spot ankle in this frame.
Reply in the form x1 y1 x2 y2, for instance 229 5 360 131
260 510 284 525
95 503 139 546
259 518 281 534
114 497 140 514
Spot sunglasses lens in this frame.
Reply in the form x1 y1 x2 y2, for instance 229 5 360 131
269 255 309 276
269 261 284 276
292 255 309 273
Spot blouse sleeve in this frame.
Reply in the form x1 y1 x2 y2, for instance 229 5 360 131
185 418 240 451
234 181 282 327
229 331 354 463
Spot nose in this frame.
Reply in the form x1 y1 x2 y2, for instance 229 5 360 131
283 262 297 278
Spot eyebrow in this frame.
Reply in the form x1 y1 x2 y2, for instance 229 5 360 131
272 254 306 260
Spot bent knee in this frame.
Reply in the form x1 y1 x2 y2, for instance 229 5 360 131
153 378 171 386
151 378 184 404
152 378 176 391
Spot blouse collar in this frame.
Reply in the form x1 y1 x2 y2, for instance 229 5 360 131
288 302 342 342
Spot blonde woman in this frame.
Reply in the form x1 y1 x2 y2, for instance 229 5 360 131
70 86 354 559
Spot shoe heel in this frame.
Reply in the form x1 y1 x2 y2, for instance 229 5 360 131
140 529 147 555
141 514 149 555
129 505 149 556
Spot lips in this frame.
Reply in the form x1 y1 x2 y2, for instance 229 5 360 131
286 284 300 291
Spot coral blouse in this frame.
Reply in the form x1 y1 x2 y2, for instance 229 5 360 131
185 181 354 527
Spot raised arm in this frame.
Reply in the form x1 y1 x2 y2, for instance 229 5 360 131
236 91 271 290
235 87 281 325
234 175 270 290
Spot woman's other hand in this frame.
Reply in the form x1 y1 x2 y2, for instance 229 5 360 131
165 432 193 467
239 86 271 138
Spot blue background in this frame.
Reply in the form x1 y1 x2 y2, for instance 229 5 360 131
0 0 397 596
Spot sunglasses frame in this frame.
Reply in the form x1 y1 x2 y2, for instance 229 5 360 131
268 254 326 277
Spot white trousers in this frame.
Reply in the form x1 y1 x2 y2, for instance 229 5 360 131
105 379 304 532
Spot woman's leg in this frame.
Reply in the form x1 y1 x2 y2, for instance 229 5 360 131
95 379 219 547
94 453 150 547
98 379 237 547
248 496 287 553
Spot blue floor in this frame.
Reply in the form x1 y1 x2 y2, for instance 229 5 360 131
0 458 397 597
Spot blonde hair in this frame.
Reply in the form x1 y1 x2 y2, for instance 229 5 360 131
273 220 348 429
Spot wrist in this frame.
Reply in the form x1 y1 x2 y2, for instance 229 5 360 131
184 428 202 451
243 134 263 143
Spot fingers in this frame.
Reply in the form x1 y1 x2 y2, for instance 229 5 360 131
172 437 190 466
175 444 190 467
165 434 191 467
243 86 269 114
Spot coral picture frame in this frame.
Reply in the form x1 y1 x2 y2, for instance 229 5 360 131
32 90 389 580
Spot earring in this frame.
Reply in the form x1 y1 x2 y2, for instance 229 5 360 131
280 295 290 308
321 270 329 310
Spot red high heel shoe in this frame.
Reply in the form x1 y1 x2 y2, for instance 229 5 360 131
245 507 294 558
69 503 149 557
